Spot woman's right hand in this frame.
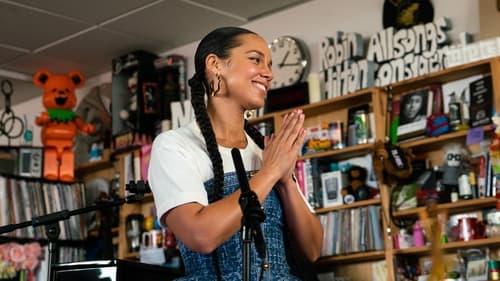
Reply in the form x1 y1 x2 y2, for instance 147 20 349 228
261 109 306 184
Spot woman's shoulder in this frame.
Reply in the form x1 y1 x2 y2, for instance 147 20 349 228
152 121 205 150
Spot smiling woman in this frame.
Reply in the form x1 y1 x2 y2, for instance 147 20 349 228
148 26 323 281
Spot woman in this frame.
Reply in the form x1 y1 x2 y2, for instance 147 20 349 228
148 26 323 280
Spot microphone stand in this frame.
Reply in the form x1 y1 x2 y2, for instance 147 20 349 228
231 148 267 281
0 180 150 281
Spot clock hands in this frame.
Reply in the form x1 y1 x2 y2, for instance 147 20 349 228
280 62 301 67
278 51 303 68
278 51 290 68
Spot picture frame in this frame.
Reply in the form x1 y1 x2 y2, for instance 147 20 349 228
397 87 434 139
321 170 344 208
142 82 160 114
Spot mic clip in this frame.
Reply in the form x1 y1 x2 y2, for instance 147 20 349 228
239 190 266 228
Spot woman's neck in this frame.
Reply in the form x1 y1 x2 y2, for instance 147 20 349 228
207 101 247 148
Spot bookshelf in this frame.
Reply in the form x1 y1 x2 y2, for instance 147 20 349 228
248 56 500 280
381 56 500 280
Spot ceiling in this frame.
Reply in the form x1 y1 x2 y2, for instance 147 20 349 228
0 0 309 82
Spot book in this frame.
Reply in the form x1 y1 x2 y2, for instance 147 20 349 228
311 158 323 208
0 176 8 228
368 205 384 250
389 95 401 144
469 75 493 127
303 159 316 207
295 160 306 197
470 152 490 197
397 86 435 140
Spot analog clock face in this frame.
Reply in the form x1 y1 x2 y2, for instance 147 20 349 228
269 36 309 89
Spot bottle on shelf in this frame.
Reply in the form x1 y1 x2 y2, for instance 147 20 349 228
469 171 478 198
413 221 425 247
458 172 472 200
451 186 459 203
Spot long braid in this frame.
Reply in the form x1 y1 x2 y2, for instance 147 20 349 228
188 74 224 280
188 26 259 281
189 74 225 201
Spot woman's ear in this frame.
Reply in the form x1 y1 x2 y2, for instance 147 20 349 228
205 54 220 76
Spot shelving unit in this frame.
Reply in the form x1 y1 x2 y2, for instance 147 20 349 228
249 56 500 280
380 56 500 280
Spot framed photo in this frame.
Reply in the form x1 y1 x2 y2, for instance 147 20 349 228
397 88 433 139
321 171 344 208
142 82 159 114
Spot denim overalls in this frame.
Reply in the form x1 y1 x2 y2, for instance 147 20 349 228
175 171 301 281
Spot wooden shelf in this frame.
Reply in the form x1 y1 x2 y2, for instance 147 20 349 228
316 198 381 214
387 57 497 94
316 250 385 267
392 197 498 218
248 113 275 124
394 236 500 256
75 159 114 175
300 143 374 161
398 124 495 151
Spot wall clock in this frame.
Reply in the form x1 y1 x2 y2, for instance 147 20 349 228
269 36 310 89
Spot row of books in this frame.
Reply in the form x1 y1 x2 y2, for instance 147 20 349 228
318 205 384 257
0 176 88 240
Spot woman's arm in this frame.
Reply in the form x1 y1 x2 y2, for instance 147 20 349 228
263 108 323 261
277 176 323 262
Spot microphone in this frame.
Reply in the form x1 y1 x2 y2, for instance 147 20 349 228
125 180 151 203
231 148 267 261
231 148 251 194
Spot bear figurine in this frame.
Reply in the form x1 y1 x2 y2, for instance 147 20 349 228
33 69 95 182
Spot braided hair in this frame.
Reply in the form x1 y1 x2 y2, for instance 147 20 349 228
188 27 264 201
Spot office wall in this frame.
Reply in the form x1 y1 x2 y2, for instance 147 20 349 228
2 0 480 146
479 0 500 39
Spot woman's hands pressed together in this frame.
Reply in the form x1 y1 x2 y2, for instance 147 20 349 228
262 108 307 186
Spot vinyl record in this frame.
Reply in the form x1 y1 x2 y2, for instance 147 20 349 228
383 0 434 29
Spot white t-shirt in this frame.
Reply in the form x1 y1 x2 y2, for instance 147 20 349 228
148 121 312 225
148 121 262 223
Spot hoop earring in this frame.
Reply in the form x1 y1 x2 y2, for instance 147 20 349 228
244 109 255 120
209 73 221 97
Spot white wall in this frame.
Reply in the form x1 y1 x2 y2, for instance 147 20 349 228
162 0 480 79
2 0 480 146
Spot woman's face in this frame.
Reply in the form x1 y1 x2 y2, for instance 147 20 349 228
404 94 423 120
218 34 273 110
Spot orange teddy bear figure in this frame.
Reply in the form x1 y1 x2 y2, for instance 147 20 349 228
33 69 95 182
